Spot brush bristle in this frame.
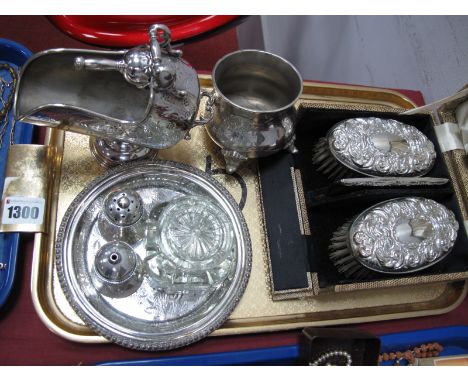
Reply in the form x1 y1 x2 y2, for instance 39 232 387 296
312 138 351 180
329 220 372 279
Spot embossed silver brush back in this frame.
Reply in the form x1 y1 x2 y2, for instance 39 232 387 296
312 118 436 179
329 197 459 277
56 161 251 350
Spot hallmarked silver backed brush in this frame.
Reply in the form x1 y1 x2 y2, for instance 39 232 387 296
329 197 459 278
312 118 436 180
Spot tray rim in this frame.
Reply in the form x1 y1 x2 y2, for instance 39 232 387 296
30 78 468 344
55 160 252 350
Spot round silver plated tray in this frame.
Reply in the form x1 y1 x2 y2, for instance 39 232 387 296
56 160 251 351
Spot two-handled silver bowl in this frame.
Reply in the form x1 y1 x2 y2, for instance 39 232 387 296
205 50 303 173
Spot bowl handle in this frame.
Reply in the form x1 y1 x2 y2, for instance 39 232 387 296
193 90 215 126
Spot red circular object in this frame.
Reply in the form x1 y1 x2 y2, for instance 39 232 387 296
49 15 240 47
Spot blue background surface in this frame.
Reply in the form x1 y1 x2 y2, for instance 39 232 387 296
0 38 34 309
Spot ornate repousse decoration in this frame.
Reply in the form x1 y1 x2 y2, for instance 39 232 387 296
349 197 459 273
329 118 436 177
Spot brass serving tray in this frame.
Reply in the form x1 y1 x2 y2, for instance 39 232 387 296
31 76 467 344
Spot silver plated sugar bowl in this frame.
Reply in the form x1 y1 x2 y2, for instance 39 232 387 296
205 50 303 173
14 24 210 167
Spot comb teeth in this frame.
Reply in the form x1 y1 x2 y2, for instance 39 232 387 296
312 137 352 180
329 220 372 279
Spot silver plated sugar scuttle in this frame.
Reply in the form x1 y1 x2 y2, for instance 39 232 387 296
14 24 211 167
